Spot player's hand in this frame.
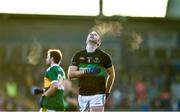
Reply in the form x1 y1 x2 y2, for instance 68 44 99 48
32 87 44 95
84 67 100 75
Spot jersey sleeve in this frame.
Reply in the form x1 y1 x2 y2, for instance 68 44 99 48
70 52 79 66
103 53 113 68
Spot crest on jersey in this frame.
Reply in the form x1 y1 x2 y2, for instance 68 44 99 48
93 57 100 63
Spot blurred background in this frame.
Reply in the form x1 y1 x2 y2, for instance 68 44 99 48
0 0 180 111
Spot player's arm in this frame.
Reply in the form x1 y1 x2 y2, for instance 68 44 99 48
67 65 84 80
105 65 115 95
42 82 58 96
42 78 63 96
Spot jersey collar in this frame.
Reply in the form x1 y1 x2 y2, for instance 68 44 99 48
51 64 59 67
46 64 59 71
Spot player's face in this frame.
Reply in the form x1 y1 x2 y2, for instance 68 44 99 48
46 52 51 66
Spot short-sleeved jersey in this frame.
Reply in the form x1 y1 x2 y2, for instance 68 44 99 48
42 64 65 110
71 49 112 95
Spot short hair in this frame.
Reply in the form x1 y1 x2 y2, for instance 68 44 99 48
48 49 62 64
86 31 101 46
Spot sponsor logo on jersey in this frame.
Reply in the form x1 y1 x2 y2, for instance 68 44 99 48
79 57 85 60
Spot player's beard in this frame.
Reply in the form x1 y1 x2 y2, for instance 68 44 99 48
46 59 51 67
86 43 97 53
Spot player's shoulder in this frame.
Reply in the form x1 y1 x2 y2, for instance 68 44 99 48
73 49 86 56
51 65 64 71
50 65 65 74
96 49 111 57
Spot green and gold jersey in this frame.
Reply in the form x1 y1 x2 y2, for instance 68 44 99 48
42 64 65 111
70 49 112 95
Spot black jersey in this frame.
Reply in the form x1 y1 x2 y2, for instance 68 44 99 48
71 49 112 95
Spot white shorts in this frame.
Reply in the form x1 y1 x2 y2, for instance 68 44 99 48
78 94 106 112
40 108 55 112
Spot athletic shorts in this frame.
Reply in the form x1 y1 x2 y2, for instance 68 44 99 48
40 108 55 112
78 94 106 112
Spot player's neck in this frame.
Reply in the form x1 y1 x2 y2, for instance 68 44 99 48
50 61 55 66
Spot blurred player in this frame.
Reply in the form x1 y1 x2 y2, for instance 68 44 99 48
67 31 115 112
33 49 65 111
